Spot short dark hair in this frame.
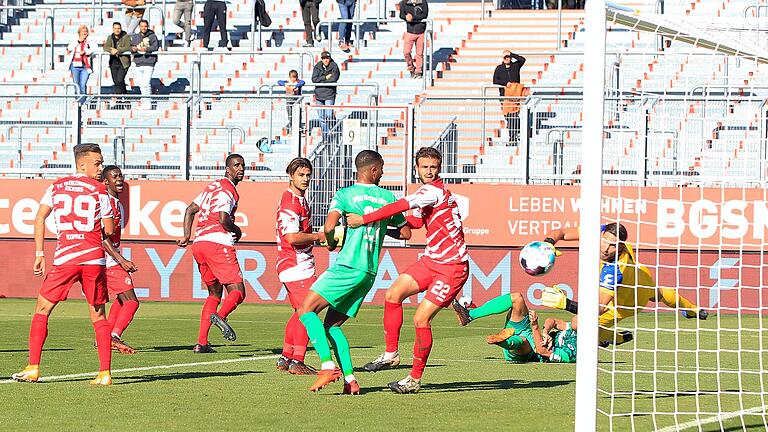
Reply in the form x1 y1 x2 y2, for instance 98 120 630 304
288 69 298 78
113 22 122 28
102 165 121 177
415 146 442 166
139 19 149 26
355 150 383 170
73 143 102 161
286 157 312 176
226 153 244 167
603 222 628 242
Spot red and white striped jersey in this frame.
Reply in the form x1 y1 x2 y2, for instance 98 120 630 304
105 194 124 268
40 174 113 266
192 178 240 247
275 189 315 283
405 179 468 264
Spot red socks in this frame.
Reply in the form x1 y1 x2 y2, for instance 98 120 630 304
384 301 404 352
218 290 244 319
282 313 296 358
28 313 49 365
411 326 433 380
112 300 139 336
93 319 112 372
107 300 122 330
282 313 309 362
198 296 221 345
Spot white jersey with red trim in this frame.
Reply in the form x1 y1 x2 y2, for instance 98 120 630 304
404 179 468 264
105 194 124 268
40 174 113 266
275 189 315 283
192 178 240 247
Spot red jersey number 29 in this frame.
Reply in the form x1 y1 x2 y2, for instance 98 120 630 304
53 194 97 232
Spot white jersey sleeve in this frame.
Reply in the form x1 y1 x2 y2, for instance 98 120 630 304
99 192 114 219
278 209 301 235
40 185 54 207
405 184 441 209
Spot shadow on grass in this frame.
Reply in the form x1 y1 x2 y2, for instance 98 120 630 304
148 344 250 352
0 348 72 353
357 378 572 394
115 370 264 385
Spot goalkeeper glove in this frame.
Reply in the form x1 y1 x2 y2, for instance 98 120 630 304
541 285 579 314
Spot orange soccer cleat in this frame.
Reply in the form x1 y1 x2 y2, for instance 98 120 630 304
11 365 40 383
308 368 342 392
90 371 112 386
111 336 137 355
486 327 516 345
343 379 361 395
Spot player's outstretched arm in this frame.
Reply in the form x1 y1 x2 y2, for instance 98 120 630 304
386 225 411 240
323 211 343 251
102 239 138 272
285 231 324 245
219 211 242 242
543 227 580 245
177 202 199 247
346 198 411 228
33 204 52 277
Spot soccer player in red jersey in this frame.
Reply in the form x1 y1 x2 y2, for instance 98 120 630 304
101 165 139 354
12 143 115 385
178 154 246 353
348 147 469 393
275 157 323 374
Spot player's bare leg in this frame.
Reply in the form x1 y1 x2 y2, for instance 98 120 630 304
12 296 57 383
298 292 342 392
389 300 441 394
195 282 223 353
110 290 139 354
210 282 245 342
364 274 420 372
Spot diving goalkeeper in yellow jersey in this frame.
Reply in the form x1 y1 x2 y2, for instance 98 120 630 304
540 222 708 345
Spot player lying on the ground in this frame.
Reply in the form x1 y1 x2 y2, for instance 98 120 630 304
177 154 247 354
298 150 410 394
540 223 708 345
452 293 576 363
101 165 140 355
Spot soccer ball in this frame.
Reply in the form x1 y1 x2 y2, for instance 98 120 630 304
457 295 475 308
519 241 556 276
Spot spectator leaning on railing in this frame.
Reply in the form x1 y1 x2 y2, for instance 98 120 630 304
67 24 95 104
399 0 428 79
103 22 132 109
277 70 306 135
311 51 340 139
130 20 159 110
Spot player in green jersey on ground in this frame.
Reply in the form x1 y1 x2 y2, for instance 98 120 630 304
297 150 411 394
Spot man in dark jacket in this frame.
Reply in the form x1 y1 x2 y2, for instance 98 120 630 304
493 50 526 144
399 0 428 79
130 20 158 109
103 22 132 109
300 0 321 47
311 51 340 139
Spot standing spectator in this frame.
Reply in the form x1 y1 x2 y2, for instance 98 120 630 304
67 24 95 104
103 22 132 109
202 0 230 50
277 70 305 134
399 0 428 79
122 0 145 34
300 0 321 47
173 0 195 46
337 0 356 53
493 50 526 144
130 20 158 110
311 51 340 139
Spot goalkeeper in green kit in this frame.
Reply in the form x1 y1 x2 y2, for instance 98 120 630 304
297 150 411 394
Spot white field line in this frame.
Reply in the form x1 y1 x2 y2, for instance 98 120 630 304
656 405 768 432
0 354 279 384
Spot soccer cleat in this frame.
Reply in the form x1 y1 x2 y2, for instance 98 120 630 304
362 351 401 372
11 365 40 383
599 331 634 348
288 360 317 375
343 379 361 395
111 335 136 354
90 371 112 386
681 308 709 320
276 355 291 372
210 313 237 341
452 299 473 326
192 343 216 354
308 368 342 392
486 327 516 345
388 375 421 394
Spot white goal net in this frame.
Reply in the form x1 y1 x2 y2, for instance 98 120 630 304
577 1 768 430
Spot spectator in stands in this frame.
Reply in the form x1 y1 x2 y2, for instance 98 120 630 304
300 0 321 47
130 19 158 110
337 0 356 53
399 0 429 79
493 50 526 145
277 70 305 135
202 0 230 50
173 0 195 46
122 0 146 34
103 22 132 110
311 51 340 139
67 24 95 104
